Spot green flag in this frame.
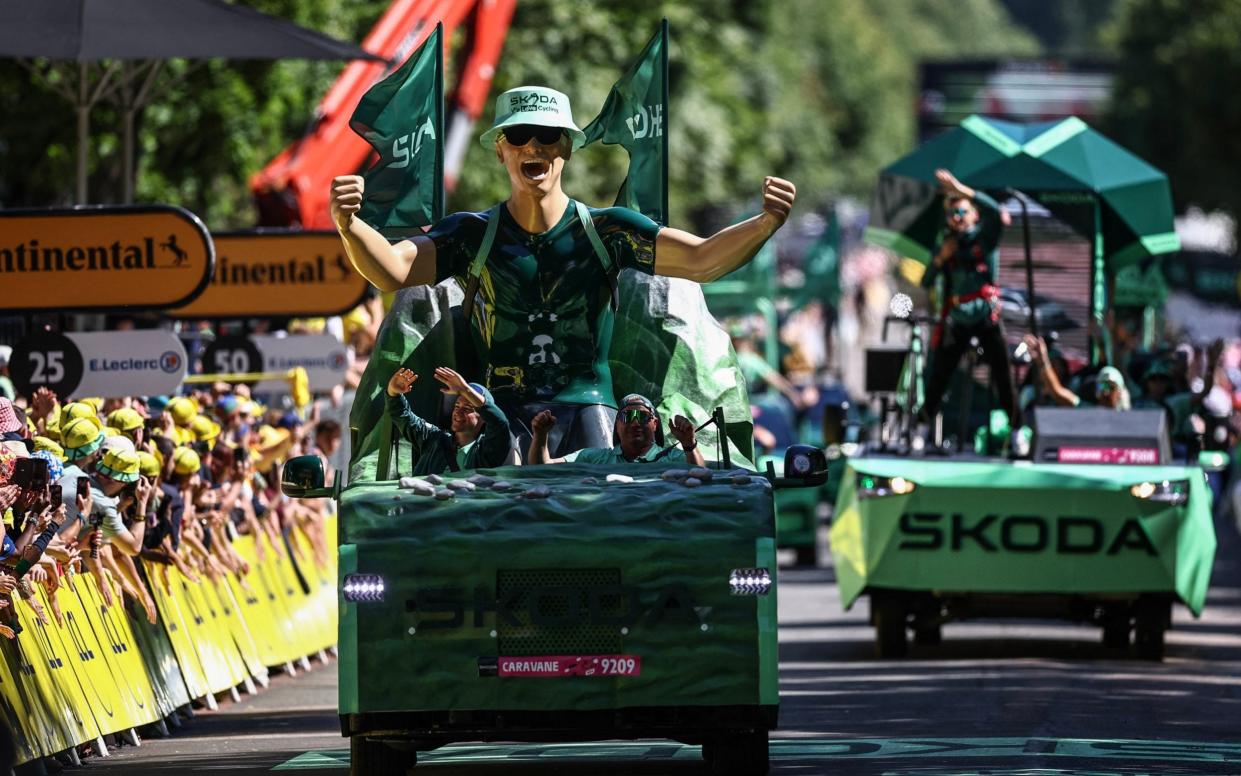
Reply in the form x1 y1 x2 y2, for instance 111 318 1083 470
581 20 669 224
797 212 841 308
349 24 444 238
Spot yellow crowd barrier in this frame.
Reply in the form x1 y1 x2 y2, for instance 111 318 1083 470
0 518 337 766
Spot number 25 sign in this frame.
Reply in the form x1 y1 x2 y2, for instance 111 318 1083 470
10 330 187 399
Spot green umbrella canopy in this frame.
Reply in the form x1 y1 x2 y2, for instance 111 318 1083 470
865 115 1180 268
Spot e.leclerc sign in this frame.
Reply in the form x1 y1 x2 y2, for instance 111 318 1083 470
252 334 349 394
171 231 369 318
10 330 188 399
0 205 213 312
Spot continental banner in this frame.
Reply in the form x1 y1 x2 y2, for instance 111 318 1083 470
171 231 370 318
0 205 213 313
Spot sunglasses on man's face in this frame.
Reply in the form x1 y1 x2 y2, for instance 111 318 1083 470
621 409 655 425
502 125 565 147
950 207 971 218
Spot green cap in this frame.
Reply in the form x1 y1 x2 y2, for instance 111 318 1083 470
478 86 586 150
1097 365 1125 388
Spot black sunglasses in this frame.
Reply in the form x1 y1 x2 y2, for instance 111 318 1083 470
621 409 655 425
502 125 565 147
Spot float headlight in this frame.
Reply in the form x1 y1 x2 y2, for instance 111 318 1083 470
857 474 917 499
1129 480 1189 506
729 568 772 596
342 573 386 602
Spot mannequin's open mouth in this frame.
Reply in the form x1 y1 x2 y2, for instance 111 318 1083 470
521 159 550 181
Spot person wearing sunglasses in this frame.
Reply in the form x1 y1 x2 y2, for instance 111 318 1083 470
330 85 794 459
527 394 704 466
919 167 1021 454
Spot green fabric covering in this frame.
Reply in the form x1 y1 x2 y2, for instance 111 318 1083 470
831 457 1216 614
564 444 686 464
336 463 776 714
349 272 753 482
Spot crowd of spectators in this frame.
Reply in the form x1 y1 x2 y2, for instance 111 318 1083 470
0 378 336 642
1020 327 1241 501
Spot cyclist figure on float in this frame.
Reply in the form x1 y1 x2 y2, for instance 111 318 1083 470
331 85 795 458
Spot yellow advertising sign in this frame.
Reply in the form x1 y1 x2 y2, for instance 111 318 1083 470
0 205 213 312
172 231 369 318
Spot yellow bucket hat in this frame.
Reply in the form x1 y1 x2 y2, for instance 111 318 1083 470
172 447 201 476
167 397 198 427
44 414 61 442
136 451 161 478
107 407 145 434
191 415 220 444
97 448 140 483
59 401 96 432
62 416 106 461
33 436 66 462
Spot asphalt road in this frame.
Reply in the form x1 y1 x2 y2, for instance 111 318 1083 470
81 511 1241 775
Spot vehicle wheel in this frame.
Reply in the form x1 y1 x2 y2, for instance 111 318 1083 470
1102 618 1130 650
705 729 769 775
913 623 941 646
351 736 417 776
1134 597 1170 661
1134 623 1165 661
873 596 908 659
794 544 817 567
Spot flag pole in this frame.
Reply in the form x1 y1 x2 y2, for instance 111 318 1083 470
660 18 669 224
434 21 445 222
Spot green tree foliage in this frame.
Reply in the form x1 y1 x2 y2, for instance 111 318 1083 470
0 0 387 226
998 0 1120 55
0 0 1037 231
1105 0 1241 216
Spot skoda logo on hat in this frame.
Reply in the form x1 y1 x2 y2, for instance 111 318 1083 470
160 351 182 373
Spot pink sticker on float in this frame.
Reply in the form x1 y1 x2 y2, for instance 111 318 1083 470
1057 447 1159 465
497 655 641 677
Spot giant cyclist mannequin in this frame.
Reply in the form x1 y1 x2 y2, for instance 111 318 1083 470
331 86 795 457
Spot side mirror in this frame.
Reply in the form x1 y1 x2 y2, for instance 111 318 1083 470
281 455 334 499
1199 450 1229 473
765 444 830 489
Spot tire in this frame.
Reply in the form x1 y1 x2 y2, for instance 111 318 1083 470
1102 619 1130 650
1134 623 1165 661
705 729 770 775
873 596 908 659
1136 595 1171 655
913 623 941 646
794 544 817 567
1133 596 1170 662
351 736 417 776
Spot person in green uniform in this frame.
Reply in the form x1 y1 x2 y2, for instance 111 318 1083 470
385 365 512 474
331 85 796 456
920 168 1018 443
527 393 705 466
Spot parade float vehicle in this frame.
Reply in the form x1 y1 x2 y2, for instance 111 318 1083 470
836 114 1219 661
283 272 828 775
830 405 1221 659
